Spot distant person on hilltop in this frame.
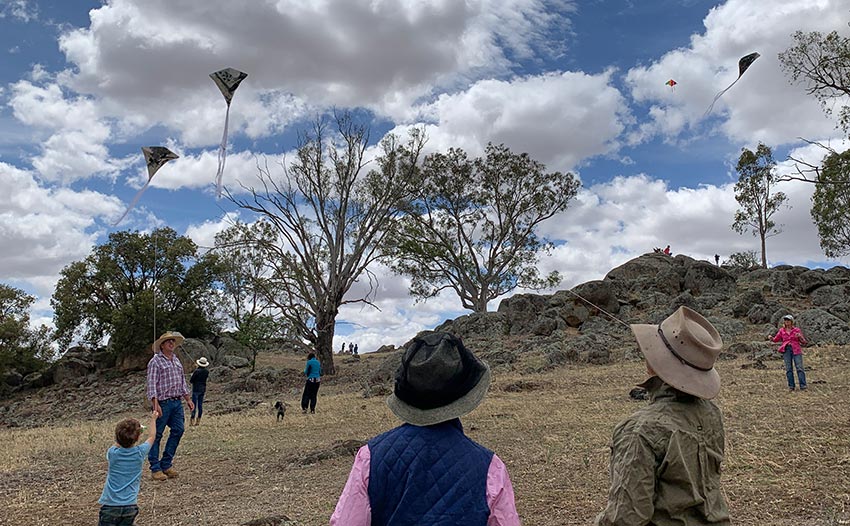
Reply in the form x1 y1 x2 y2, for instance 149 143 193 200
771 314 808 392
353 343 358 356
663 244 671 255
595 307 730 526
301 352 322 414
715 254 720 266
330 332 520 526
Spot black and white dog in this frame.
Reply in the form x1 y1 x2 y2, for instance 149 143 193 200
274 401 287 422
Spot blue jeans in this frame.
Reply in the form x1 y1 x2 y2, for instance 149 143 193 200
99 504 139 525
783 349 807 389
191 391 205 419
149 398 184 472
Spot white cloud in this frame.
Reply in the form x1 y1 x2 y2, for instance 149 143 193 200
0 162 122 283
388 70 629 172
625 0 847 146
1 0 37 22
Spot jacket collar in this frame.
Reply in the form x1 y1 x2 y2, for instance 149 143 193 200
637 376 696 403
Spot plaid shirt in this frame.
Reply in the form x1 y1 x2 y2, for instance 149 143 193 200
146 352 189 401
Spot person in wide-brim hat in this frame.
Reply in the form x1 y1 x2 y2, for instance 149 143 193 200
330 331 519 526
630 305 722 399
151 331 185 353
595 306 730 526
386 331 491 426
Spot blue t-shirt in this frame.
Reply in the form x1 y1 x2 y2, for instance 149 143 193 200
98 442 152 506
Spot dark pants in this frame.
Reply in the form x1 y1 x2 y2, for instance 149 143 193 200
301 379 320 412
191 391 205 419
99 504 139 526
149 398 184 472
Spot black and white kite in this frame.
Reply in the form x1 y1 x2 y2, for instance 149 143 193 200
210 67 248 198
113 147 179 226
703 52 760 117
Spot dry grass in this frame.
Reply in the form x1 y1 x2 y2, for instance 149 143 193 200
2 347 850 525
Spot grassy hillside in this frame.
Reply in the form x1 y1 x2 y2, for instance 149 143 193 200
2 349 849 525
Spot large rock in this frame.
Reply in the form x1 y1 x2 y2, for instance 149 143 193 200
497 294 550 335
797 308 850 345
604 253 682 296
435 311 507 340
731 289 765 317
798 270 830 294
682 261 736 295
810 284 850 307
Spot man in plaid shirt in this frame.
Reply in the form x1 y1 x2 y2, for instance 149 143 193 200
146 331 194 481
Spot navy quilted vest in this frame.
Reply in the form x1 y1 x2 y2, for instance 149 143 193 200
368 419 493 526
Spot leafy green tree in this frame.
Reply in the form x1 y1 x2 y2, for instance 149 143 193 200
811 149 850 257
213 222 297 370
51 228 220 356
732 143 787 269
386 143 579 312
229 114 425 374
0 284 54 378
725 250 760 271
779 29 850 135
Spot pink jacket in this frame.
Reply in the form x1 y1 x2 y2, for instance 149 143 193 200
772 326 806 355
330 444 521 526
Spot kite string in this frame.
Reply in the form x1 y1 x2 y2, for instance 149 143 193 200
113 179 153 227
215 102 231 198
703 76 741 118
564 288 631 330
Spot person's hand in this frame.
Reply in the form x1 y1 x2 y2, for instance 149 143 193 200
151 410 159 420
153 405 162 418
187 400 195 411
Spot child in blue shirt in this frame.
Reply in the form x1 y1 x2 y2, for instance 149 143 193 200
98 411 157 525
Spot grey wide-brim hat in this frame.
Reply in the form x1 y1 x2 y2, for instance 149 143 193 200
387 331 491 427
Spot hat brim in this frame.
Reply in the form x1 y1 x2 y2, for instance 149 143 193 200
152 335 185 353
631 324 720 399
386 364 491 426
196 360 208 367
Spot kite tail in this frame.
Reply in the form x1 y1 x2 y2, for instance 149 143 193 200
215 102 231 199
703 76 741 118
113 179 153 227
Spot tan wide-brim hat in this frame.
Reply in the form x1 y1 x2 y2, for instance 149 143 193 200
152 331 185 353
631 306 722 400
196 357 209 367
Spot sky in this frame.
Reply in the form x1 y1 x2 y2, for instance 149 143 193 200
2 0 850 354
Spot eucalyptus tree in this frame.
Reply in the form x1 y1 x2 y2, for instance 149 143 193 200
229 113 425 374
732 143 787 269
386 143 580 312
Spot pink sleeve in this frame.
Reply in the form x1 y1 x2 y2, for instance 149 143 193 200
330 445 371 526
487 454 521 526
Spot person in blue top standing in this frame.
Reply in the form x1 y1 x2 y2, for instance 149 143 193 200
98 411 157 525
301 352 322 414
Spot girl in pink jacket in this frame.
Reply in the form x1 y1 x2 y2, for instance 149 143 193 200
772 314 807 391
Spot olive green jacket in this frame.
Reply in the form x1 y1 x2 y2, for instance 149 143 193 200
595 377 731 526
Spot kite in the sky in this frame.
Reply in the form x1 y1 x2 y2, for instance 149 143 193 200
113 147 179 227
665 79 677 89
210 67 248 198
703 52 760 117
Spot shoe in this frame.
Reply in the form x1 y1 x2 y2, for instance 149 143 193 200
800 386 808 391
195 417 201 426
151 471 168 481
163 468 179 479
189 417 195 426
302 408 307 414
789 387 795 392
